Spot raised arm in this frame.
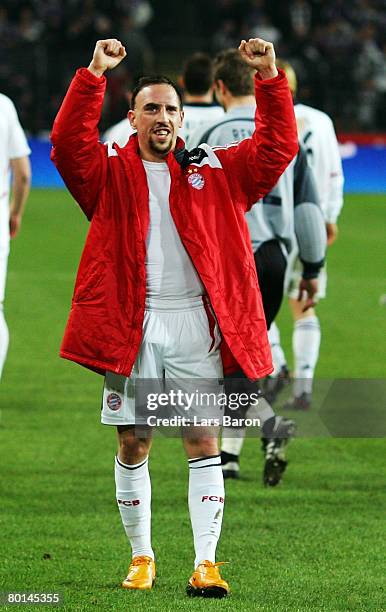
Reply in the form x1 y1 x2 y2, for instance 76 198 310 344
51 39 126 219
213 38 298 210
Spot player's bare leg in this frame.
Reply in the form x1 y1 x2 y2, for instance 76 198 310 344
116 426 155 590
284 298 321 410
117 425 152 464
183 429 229 598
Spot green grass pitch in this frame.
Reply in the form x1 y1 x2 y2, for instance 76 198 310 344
0 190 385 611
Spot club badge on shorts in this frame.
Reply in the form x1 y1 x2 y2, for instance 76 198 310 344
106 392 122 411
187 168 205 190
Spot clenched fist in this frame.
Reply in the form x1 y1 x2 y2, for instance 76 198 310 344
238 38 278 80
88 39 127 77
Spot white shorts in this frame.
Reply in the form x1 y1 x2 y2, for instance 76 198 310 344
285 250 327 301
101 296 223 426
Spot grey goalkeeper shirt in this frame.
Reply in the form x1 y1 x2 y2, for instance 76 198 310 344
189 105 326 277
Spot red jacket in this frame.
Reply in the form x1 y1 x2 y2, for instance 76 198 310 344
51 67 298 380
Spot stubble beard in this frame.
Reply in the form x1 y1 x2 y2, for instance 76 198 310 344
148 133 174 158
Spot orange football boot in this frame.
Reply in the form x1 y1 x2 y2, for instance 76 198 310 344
121 555 155 590
187 560 229 598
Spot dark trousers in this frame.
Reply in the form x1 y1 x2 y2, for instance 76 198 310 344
253 239 287 330
224 240 287 411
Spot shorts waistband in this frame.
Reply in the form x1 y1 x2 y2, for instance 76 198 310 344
145 295 209 312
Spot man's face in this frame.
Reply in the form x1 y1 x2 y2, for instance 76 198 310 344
128 84 184 162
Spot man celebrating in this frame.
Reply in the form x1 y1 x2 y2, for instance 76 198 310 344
51 38 297 597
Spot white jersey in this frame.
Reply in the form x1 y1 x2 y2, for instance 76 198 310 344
143 160 204 299
0 94 31 249
102 118 134 148
295 103 344 223
179 103 224 148
189 105 326 267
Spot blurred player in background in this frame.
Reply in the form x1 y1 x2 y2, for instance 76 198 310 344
267 60 344 411
51 38 298 596
178 52 224 148
190 50 326 484
0 93 31 379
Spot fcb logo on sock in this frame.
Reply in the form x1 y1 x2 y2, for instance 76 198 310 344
106 392 122 411
187 170 205 190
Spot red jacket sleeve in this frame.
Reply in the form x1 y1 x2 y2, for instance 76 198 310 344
213 69 298 211
50 68 108 220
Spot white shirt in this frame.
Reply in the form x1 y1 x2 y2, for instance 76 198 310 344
0 93 31 247
143 160 204 299
295 103 344 223
180 103 224 149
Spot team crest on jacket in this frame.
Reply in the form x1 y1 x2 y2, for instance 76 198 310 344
106 392 122 411
187 169 205 190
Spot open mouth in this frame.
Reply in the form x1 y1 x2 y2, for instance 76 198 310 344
152 127 171 140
